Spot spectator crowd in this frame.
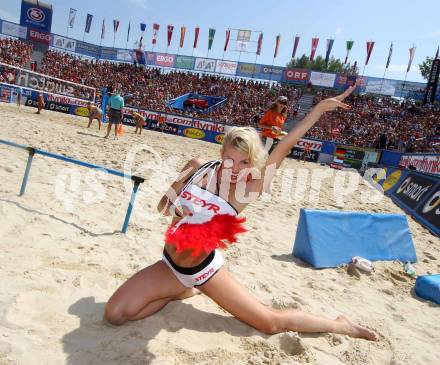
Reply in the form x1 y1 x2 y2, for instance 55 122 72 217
0 38 438 153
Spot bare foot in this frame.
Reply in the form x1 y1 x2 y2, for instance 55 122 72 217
336 315 378 341
174 288 201 300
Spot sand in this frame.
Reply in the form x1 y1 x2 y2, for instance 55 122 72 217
0 103 439 365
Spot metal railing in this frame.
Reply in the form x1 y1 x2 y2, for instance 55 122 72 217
0 139 145 233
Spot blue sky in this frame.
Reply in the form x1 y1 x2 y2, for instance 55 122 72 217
1 0 439 82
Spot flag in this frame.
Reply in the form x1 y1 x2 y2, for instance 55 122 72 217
167 25 174 47
435 46 439 60
193 27 200 48
344 40 354 64
85 14 93 33
224 29 230 52
208 28 216 50
152 23 159 45
101 19 105 40
386 42 393 69
407 46 416 73
180 26 186 48
325 38 335 64
256 33 263 56
274 34 281 58
113 19 120 33
365 41 375 65
310 37 319 61
140 23 146 32
68 8 76 28
127 22 131 42
292 36 300 59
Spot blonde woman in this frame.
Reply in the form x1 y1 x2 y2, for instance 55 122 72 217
104 86 376 340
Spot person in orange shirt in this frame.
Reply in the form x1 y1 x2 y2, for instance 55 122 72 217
258 96 288 152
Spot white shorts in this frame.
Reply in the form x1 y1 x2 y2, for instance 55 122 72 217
162 249 224 288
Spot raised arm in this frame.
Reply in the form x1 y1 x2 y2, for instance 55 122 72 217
266 86 355 170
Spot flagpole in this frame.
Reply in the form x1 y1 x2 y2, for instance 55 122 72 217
252 52 258 79
379 66 387 93
113 33 116 48
401 72 409 99
269 56 275 83
83 31 86 42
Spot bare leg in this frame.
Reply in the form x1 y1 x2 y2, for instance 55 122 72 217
104 260 189 325
104 123 112 138
98 118 102 130
87 117 92 128
199 268 377 340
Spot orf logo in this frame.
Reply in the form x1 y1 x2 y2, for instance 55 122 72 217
27 8 45 23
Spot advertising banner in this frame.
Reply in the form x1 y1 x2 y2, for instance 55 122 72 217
258 65 283 81
215 60 237 75
76 41 99 58
415 183 440 236
116 49 133 62
399 154 440 175
236 62 261 77
145 52 156 66
100 46 117 60
1 21 27 39
309 71 336 88
155 53 175 67
283 68 309 84
194 58 216 72
52 35 76 52
392 172 438 210
175 55 195 70
20 0 53 32
27 28 51 45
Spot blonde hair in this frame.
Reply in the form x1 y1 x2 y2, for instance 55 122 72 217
222 127 268 170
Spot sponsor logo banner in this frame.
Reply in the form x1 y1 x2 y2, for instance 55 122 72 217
236 62 261 76
73 106 90 117
261 66 284 75
399 154 440 175
393 173 437 210
295 138 323 152
155 53 175 67
47 101 71 113
145 52 156 66
215 60 237 75
175 55 195 70
100 47 117 60
164 114 225 133
290 148 320 162
116 49 133 62
20 2 53 32
76 41 100 57
28 28 51 45
194 58 216 72
14 70 76 97
180 127 206 139
309 71 336 88
2 21 27 38
284 68 309 83
148 120 179 135
416 184 440 235
52 35 76 52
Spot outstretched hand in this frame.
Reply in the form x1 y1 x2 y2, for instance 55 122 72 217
315 85 356 113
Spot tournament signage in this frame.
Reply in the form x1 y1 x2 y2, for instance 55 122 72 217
28 28 51 45
20 0 53 33
236 62 261 77
76 41 99 58
52 35 76 52
100 47 117 60
155 53 175 67
116 49 133 62
194 58 216 72
309 71 336 88
175 55 194 70
393 173 437 210
399 154 440 175
424 58 440 104
416 184 440 236
289 138 323 162
2 21 27 39
284 68 309 83
215 61 237 75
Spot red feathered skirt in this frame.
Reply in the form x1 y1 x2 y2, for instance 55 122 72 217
165 214 247 257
